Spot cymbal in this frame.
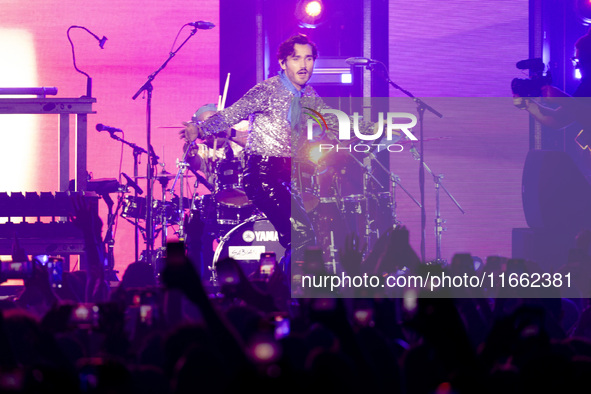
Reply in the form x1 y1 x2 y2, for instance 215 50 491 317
136 173 194 179
156 172 194 180
157 125 184 129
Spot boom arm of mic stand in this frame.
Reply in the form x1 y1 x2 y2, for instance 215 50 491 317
132 27 198 100
435 175 465 214
365 152 421 208
409 144 465 214
104 131 149 155
131 24 200 266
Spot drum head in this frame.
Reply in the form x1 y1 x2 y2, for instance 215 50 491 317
214 189 250 207
215 159 250 207
213 216 285 278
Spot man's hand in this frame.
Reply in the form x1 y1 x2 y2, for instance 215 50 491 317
513 94 530 110
179 121 201 143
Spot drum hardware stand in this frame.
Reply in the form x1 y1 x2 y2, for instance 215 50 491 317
96 186 125 281
171 140 200 241
100 127 149 264
327 231 338 274
389 175 401 226
408 144 464 264
359 60 443 263
169 163 187 241
133 23 203 276
362 157 377 255
364 151 421 230
320 133 385 258
156 175 172 247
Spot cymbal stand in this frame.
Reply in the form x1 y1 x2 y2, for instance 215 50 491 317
327 231 338 274
408 145 464 264
362 156 376 254
157 176 170 247
366 152 422 221
170 141 194 241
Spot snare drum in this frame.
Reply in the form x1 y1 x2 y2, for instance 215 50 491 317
121 196 182 225
212 216 285 279
121 196 163 222
292 160 319 212
214 159 250 207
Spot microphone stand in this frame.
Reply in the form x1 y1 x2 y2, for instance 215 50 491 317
132 25 200 271
365 61 443 263
67 25 106 97
320 132 385 255
102 130 149 262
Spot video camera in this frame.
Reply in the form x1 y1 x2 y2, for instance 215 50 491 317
511 58 552 97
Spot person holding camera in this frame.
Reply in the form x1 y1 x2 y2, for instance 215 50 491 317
513 28 591 136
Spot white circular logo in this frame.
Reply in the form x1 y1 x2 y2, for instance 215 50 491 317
242 230 255 243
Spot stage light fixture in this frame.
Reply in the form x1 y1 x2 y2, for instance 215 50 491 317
296 0 325 28
305 1 322 17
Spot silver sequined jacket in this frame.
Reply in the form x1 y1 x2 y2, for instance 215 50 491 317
199 75 372 159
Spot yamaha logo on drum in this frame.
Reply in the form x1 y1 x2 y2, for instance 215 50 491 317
242 230 256 243
242 229 279 243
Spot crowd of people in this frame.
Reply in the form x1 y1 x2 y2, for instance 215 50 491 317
1 192 591 393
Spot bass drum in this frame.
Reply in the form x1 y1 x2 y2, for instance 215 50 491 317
212 215 285 279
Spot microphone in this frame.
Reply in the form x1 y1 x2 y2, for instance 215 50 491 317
121 172 143 195
148 144 160 165
98 36 108 49
345 57 378 66
96 123 122 133
188 168 214 192
188 21 215 30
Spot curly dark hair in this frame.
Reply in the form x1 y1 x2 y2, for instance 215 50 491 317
276 33 318 63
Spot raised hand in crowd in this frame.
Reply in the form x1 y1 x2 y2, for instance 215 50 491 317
16 259 59 316
365 225 420 275
339 233 365 276
216 257 281 313
161 242 249 372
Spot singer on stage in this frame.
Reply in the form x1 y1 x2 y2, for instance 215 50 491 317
181 33 324 266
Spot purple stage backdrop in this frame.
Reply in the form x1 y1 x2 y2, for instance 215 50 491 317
387 0 530 262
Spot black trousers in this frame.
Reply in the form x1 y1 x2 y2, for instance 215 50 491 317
243 155 316 265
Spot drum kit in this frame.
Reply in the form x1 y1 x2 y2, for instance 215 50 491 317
194 141 405 279
103 115 461 283
116 87 449 281
116 124 405 281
